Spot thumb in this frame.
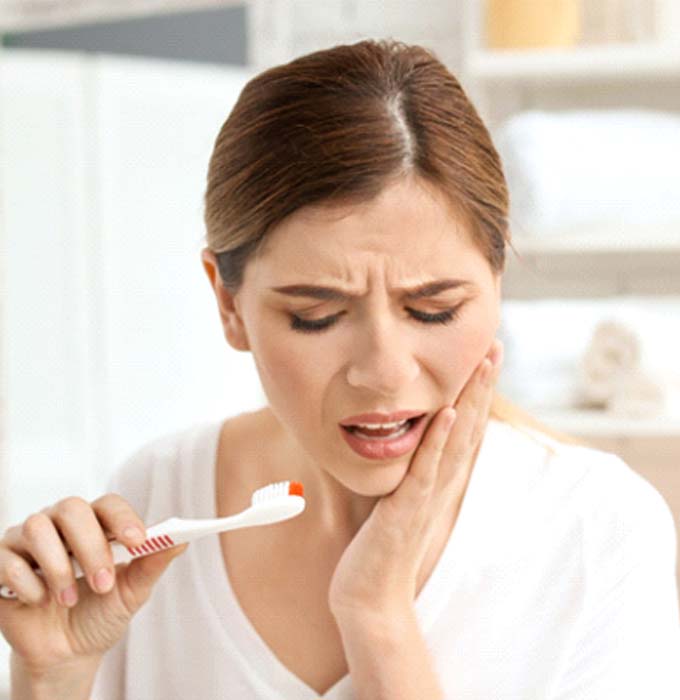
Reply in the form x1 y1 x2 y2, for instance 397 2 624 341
120 543 189 607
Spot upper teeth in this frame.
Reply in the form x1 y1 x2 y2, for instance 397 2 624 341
353 419 409 430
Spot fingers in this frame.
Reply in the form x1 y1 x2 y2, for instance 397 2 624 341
390 406 457 520
439 339 504 487
0 494 148 608
398 339 504 503
34 509 88 606
0 546 48 606
89 493 147 549
405 408 457 495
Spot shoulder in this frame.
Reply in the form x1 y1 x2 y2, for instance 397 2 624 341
104 419 224 520
481 419 677 568
487 417 671 511
574 447 677 580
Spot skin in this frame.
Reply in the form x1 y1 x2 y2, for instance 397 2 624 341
201 173 503 608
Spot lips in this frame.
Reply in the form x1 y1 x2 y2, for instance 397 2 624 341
339 409 426 427
339 413 429 459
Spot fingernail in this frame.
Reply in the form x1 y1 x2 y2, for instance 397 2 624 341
123 526 144 543
60 584 78 607
94 568 113 593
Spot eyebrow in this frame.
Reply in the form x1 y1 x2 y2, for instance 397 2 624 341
270 279 475 301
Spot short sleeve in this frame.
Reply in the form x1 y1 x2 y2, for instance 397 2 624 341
548 456 680 699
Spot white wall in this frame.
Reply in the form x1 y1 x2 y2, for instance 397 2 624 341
0 50 264 530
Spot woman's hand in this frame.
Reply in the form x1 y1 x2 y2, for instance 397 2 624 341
0 494 188 678
328 338 504 619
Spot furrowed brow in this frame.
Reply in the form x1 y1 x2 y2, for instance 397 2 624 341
270 279 474 301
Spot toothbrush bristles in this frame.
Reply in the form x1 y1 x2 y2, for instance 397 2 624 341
289 481 304 497
251 479 305 506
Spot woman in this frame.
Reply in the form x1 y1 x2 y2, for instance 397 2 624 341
2 39 679 700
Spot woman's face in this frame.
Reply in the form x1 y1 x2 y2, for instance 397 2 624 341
207 176 501 496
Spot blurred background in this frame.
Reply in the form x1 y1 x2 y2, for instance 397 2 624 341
1 0 679 689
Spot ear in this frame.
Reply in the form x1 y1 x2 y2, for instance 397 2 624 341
201 248 250 352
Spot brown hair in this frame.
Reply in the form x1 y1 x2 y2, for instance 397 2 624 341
203 38 590 455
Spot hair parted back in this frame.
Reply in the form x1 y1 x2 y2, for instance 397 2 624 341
203 38 588 452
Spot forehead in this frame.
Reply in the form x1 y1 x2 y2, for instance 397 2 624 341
256 178 479 272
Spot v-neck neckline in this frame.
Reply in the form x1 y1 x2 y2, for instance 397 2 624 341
188 416 497 699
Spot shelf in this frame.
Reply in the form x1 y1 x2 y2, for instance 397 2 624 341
464 42 680 83
531 408 680 438
511 225 680 255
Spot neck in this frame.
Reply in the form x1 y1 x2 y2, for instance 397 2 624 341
257 407 380 539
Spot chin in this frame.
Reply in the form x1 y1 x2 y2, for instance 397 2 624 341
332 460 410 497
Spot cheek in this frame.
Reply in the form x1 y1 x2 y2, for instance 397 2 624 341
434 315 496 398
254 342 306 401
249 325 330 435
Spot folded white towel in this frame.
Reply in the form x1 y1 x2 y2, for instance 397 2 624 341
493 109 680 235
573 318 666 417
575 319 641 407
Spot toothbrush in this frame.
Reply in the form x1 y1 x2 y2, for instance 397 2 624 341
0 480 305 600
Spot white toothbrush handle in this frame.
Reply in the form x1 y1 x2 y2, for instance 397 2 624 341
0 516 242 600
0 495 305 600
0 514 227 600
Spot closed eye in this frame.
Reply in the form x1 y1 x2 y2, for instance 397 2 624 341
289 305 464 334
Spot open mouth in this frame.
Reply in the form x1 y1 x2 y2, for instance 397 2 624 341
341 413 427 440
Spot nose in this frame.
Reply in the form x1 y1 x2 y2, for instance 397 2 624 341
345 315 420 396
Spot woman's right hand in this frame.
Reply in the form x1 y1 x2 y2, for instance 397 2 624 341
0 494 188 677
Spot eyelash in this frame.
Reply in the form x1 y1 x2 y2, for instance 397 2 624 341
289 306 463 334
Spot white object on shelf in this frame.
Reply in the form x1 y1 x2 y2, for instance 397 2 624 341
493 109 680 236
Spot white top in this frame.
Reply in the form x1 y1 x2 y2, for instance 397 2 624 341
91 417 680 699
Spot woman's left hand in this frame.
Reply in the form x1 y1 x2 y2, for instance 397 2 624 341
328 338 504 620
